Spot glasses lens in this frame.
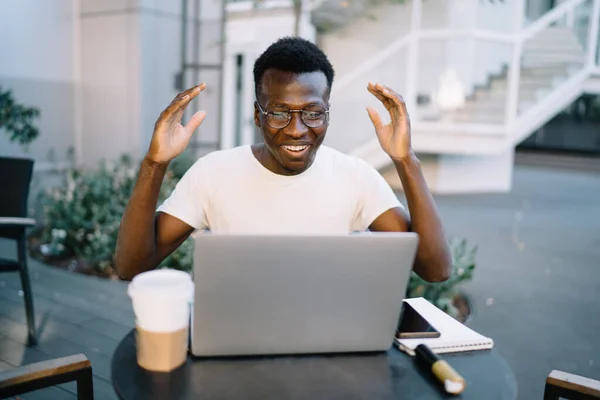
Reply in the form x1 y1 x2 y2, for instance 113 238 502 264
267 111 290 129
302 108 327 128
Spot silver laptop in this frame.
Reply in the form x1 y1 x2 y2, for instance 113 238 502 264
190 232 419 357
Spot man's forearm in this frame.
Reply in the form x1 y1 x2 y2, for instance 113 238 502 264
394 152 452 282
114 157 169 280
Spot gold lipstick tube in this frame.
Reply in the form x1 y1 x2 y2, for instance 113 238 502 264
415 344 466 394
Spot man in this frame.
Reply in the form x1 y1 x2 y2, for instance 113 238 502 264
115 37 451 282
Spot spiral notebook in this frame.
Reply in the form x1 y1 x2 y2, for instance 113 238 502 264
395 297 494 356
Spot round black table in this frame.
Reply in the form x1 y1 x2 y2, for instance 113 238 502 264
112 330 517 400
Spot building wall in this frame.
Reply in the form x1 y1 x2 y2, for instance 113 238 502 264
0 0 76 169
1 0 224 170
80 0 224 166
80 1 143 166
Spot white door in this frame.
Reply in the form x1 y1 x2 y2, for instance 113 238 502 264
221 49 257 149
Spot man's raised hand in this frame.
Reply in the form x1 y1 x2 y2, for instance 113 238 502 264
146 83 207 164
366 82 413 162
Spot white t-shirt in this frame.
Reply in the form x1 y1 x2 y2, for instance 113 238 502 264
157 145 403 234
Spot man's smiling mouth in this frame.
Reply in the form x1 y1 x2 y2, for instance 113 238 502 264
281 144 309 152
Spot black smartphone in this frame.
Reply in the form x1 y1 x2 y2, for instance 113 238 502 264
396 302 441 339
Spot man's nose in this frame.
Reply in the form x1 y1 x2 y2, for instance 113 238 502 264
283 112 308 137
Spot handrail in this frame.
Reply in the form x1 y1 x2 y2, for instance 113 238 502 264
519 0 587 42
331 34 412 94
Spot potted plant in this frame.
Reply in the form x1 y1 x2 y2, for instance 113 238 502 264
406 237 477 323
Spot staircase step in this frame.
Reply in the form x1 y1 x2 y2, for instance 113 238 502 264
439 112 505 124
473 88 547 101
531 26 578 36
461 100 532 113
462 102 533 115
417 98 537 123
490 76 565 91
526 36 582 47
522 59 586 69
522 62 582 71
524 48 585 57
523 54 586 63
520 66 574 77
524 42 584 51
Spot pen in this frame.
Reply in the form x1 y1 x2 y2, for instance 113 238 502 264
415 344 466 395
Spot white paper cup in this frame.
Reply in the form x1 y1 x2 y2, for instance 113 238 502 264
127 269 194 371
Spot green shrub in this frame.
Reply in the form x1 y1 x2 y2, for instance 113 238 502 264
406 237 477 317
37 155 191 272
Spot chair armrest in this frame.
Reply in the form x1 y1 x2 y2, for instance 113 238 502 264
0 217 36 227
545 370 600 399
0 354 93 399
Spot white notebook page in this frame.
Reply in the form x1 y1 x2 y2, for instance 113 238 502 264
396 297 494 356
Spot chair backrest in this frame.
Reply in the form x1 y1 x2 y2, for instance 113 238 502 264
0 157 35 218
544 370 600 400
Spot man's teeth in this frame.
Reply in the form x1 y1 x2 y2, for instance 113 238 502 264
282 145 309 152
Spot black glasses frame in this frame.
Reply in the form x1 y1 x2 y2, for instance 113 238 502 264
256 101 330 129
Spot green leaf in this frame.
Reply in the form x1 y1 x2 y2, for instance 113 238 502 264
0 86 40 146
406 236 477 318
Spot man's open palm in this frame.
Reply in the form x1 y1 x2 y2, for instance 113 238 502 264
366 82 412 161
147 83 207 163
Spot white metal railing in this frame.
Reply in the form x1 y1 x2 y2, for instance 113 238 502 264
520 0 588 41
587 0 600 65
331 0 599 136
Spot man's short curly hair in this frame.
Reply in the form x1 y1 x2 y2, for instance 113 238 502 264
253 36 335 99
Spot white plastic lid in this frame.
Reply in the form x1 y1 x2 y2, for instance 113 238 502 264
128 269 194 302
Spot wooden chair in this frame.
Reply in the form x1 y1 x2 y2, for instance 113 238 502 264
0 354 93 399
0 156 36 345
544 370 600 400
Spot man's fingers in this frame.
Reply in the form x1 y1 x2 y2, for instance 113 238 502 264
380 84 408 116
367 83 394 111
367 83 389 103
374 83 409 120
366 107 384 134
171 83 206 110
174 83 206 102
162 83 207 122
184 111 207 136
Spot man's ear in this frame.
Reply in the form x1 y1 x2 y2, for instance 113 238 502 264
254 101 261 128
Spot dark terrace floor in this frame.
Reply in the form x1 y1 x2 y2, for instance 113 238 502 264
0 254 134 400
430 154 600 399
0 153 599 399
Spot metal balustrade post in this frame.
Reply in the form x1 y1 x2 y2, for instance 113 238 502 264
504 0 527 127
587 0 600 66
405 0 422 119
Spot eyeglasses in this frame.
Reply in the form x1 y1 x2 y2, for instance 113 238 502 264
256 101 329 129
